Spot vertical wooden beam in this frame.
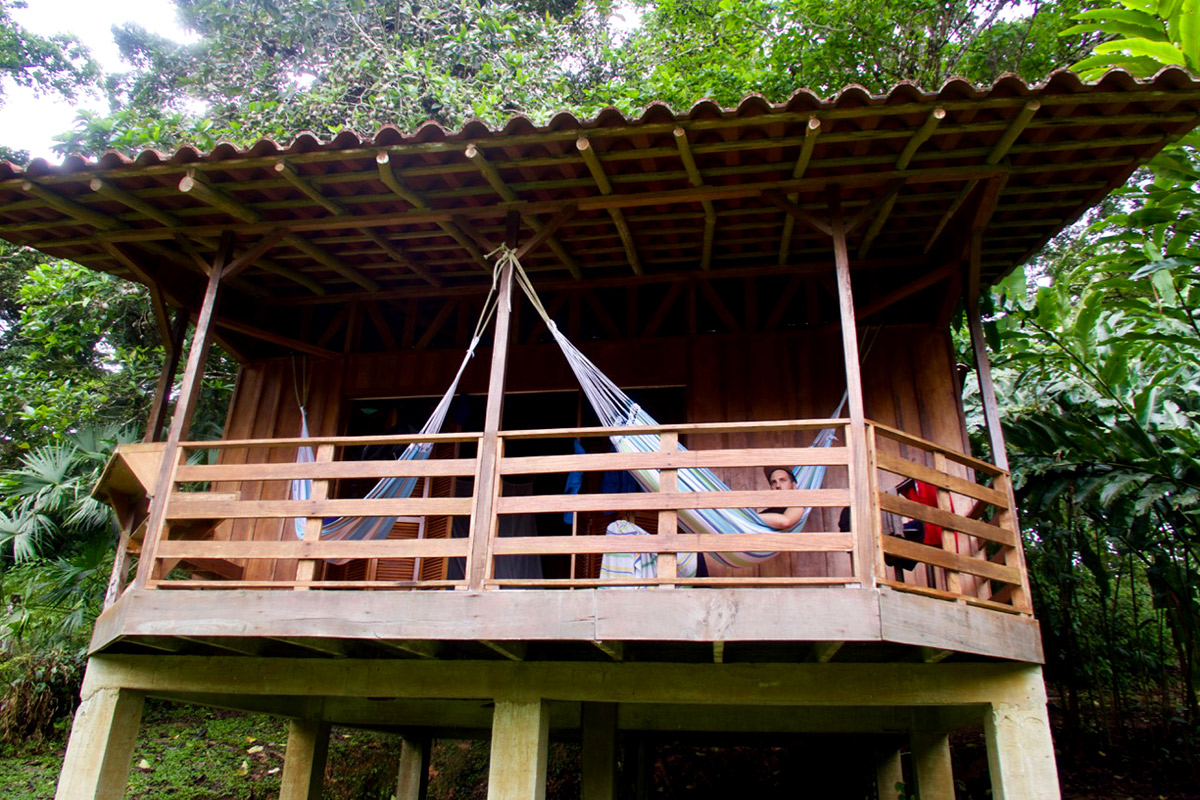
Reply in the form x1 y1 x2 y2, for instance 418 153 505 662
396 734 431 800
280 719 331 800
657 431 678 585
295 443 335 588
581 703 618 800
876 747 906 800
911 732 955 800
831 192 876 590
488 699 549 800
966 230 1008 472
132 234 234 590
144 305 189 443
54 686 145 800
984 669 1061 800
467 255 515 590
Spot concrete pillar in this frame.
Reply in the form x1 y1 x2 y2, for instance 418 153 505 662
488 699 549 800
985 696 1061 799
581 703 617 800
396 734 431 800
280 719 331 800
911 732 954 800
875 748 906 800
55 686 145 800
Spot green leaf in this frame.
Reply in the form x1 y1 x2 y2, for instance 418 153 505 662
1095 37 1188 65
1180 0 1200 69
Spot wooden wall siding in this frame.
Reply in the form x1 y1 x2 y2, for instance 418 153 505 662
214 358 343 582
218 326 969 583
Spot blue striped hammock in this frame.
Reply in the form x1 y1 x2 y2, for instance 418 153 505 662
291 248 844 570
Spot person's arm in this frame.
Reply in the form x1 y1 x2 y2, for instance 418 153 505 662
760 506 805 530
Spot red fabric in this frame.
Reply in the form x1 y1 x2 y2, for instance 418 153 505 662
900 480 944 547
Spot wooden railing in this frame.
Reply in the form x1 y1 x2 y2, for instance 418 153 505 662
99 418 1030 614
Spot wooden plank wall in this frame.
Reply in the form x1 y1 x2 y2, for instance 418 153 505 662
212 358 343 582
217 325 968 582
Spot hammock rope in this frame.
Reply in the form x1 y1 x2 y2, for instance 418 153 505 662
509 249 847 568
289 258 504 551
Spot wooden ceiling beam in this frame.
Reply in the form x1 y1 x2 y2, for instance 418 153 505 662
673 127 716 269
464 144 581 278
277 158 440 288
924 101 1040 254
180 168 379 291
577 135 643 275
376 151 490 271
858 108 944 258
89 179 181 228
761 191 832 236
513 203 578 261
777 116 822 265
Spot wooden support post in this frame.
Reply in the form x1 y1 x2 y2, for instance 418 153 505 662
54 686 145 800
875 748 906 800
280 719 331 800
144 305 189 443
983 667 1060 800
831 193 876 589
581 703 618 800
132 235 233 590
467 255 515 590
966 230 1008 472
911 731 955 800
488 699 549 800
396 734 431 800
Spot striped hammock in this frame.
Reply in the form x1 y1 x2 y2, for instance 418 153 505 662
508 251 845 569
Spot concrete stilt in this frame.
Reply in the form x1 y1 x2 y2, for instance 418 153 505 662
875 748 906 800
54 686 145 800
487 699 549 800
984 669 1061 800
280 719 331 800
396 734 431 800
911 731 954 800
581 702 617 800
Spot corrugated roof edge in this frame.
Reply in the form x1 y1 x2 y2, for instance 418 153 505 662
2 66 1197 182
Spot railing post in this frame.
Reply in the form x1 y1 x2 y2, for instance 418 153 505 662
467 253 515 591
830 194 876 589
864 423 885 586
295 443 335 590
657 431 678 587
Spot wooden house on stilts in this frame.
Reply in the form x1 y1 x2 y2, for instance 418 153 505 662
3 69 1199 799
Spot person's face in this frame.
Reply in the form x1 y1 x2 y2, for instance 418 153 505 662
768 469 796 491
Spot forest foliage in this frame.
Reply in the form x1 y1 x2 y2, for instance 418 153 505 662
0 0 1198 791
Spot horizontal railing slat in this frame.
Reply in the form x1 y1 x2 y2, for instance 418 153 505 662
176 458 479 482
157 539 469 559
166 496 473 520
869 421 1005 477
498 447 849 475
879 536 1022 585
878 493 1017 547
498 418 848 440
496 488 850 515
490 532 854 556
875 452 1007 508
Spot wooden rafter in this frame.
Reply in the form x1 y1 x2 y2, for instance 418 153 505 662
365 301 399 350
214 316 338 359
777 116 822 265
275 159 441 287
673 127 716 269
858 108 945 258
375 151 490 271
577 135 642 275
925 101 1040 253
179 169 379 291
761 191 832 236
464 144 581 279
